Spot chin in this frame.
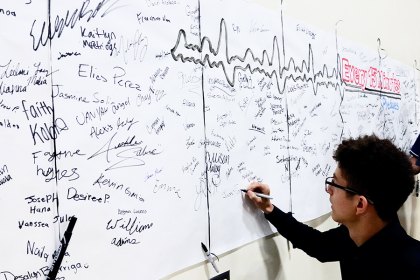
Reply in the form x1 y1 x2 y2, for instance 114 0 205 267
331 215 344 225
330 212 339 222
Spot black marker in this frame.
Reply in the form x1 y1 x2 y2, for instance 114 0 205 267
201 242 219 273
47 216 77 280
240 189 273 200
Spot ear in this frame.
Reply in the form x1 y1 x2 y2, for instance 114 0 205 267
355 196 369 215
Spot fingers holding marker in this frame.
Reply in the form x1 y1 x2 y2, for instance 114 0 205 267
241 188 273 200
247 182 272 198
242 182 274 214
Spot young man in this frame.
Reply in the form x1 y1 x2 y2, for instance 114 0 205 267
244 135 420 280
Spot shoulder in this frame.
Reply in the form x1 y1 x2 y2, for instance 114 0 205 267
405 236 420 256
397 236 420 269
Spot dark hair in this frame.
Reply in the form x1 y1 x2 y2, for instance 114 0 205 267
333 134 414 221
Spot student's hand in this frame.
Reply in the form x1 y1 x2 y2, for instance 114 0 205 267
410 156 420 175
245 182 274 214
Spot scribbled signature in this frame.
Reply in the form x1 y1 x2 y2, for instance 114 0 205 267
115 30 148 64
194 172 220 210
88 132 161 170
194 174 207 211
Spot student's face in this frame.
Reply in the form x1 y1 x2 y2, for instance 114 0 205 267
326 167 359 224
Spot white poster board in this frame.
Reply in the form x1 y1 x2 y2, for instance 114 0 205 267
0 1 418 279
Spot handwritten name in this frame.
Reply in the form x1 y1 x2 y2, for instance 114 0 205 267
29 0 121 50
88 132 161 170
106 217 153 235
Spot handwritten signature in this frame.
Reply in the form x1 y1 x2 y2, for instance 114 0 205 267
88 132 161 170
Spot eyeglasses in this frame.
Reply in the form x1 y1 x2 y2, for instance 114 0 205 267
325 176 374 204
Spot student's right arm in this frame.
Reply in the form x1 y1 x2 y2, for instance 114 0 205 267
244 182 354 262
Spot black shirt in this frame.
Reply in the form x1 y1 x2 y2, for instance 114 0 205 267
265 206 420 280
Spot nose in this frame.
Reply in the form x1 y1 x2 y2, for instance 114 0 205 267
325 184 333 195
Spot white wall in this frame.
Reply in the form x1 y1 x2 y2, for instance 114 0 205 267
163 0 420 279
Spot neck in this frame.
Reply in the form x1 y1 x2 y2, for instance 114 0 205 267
346 214 389 246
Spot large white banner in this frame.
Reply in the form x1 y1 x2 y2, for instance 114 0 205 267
0 0 417 279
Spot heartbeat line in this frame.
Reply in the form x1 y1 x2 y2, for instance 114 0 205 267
170 18 344 96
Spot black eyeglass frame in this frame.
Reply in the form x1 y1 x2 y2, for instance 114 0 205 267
325 176 374 205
